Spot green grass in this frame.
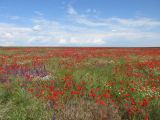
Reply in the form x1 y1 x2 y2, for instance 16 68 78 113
0 80 54 120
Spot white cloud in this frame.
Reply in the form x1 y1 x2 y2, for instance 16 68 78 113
86 8 97 13
34 11 44 16
0 32 13 39
9 16 21 20
67 6 160 30
0 20 107 46
109 17 160 28
69 14 160 29
0 41 15 46
67 5 77 15
32 25 41 31
0 5 160 46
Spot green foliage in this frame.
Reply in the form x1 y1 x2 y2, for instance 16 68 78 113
0 82 53 120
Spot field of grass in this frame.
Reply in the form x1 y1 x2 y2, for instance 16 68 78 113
0 47 160 120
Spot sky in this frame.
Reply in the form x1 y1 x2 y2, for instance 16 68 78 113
0 0 160 47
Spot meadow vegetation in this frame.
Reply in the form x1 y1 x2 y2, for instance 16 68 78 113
0 47 160 120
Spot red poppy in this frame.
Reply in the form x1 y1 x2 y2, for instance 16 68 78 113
131 88 136 93
104 93 110 98
77 85 82 91
71 90 81 95
41 90 45 95
125 103 129 107
50 85 54 90
100 100 106 105
142 99 148 107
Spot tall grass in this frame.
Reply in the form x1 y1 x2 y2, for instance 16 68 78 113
0 79 54 120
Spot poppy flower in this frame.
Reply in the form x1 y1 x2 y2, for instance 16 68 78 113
104 93 110 98
131 88 136 93
100 100 106 105
71 90 81 95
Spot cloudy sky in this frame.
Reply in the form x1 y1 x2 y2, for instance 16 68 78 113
0 0 160 47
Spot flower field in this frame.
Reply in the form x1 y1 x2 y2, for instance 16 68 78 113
0 47 160 120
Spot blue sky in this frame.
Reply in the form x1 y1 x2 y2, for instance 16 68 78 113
0 0 160 46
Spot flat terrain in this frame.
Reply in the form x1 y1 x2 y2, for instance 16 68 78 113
0 47 160 120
